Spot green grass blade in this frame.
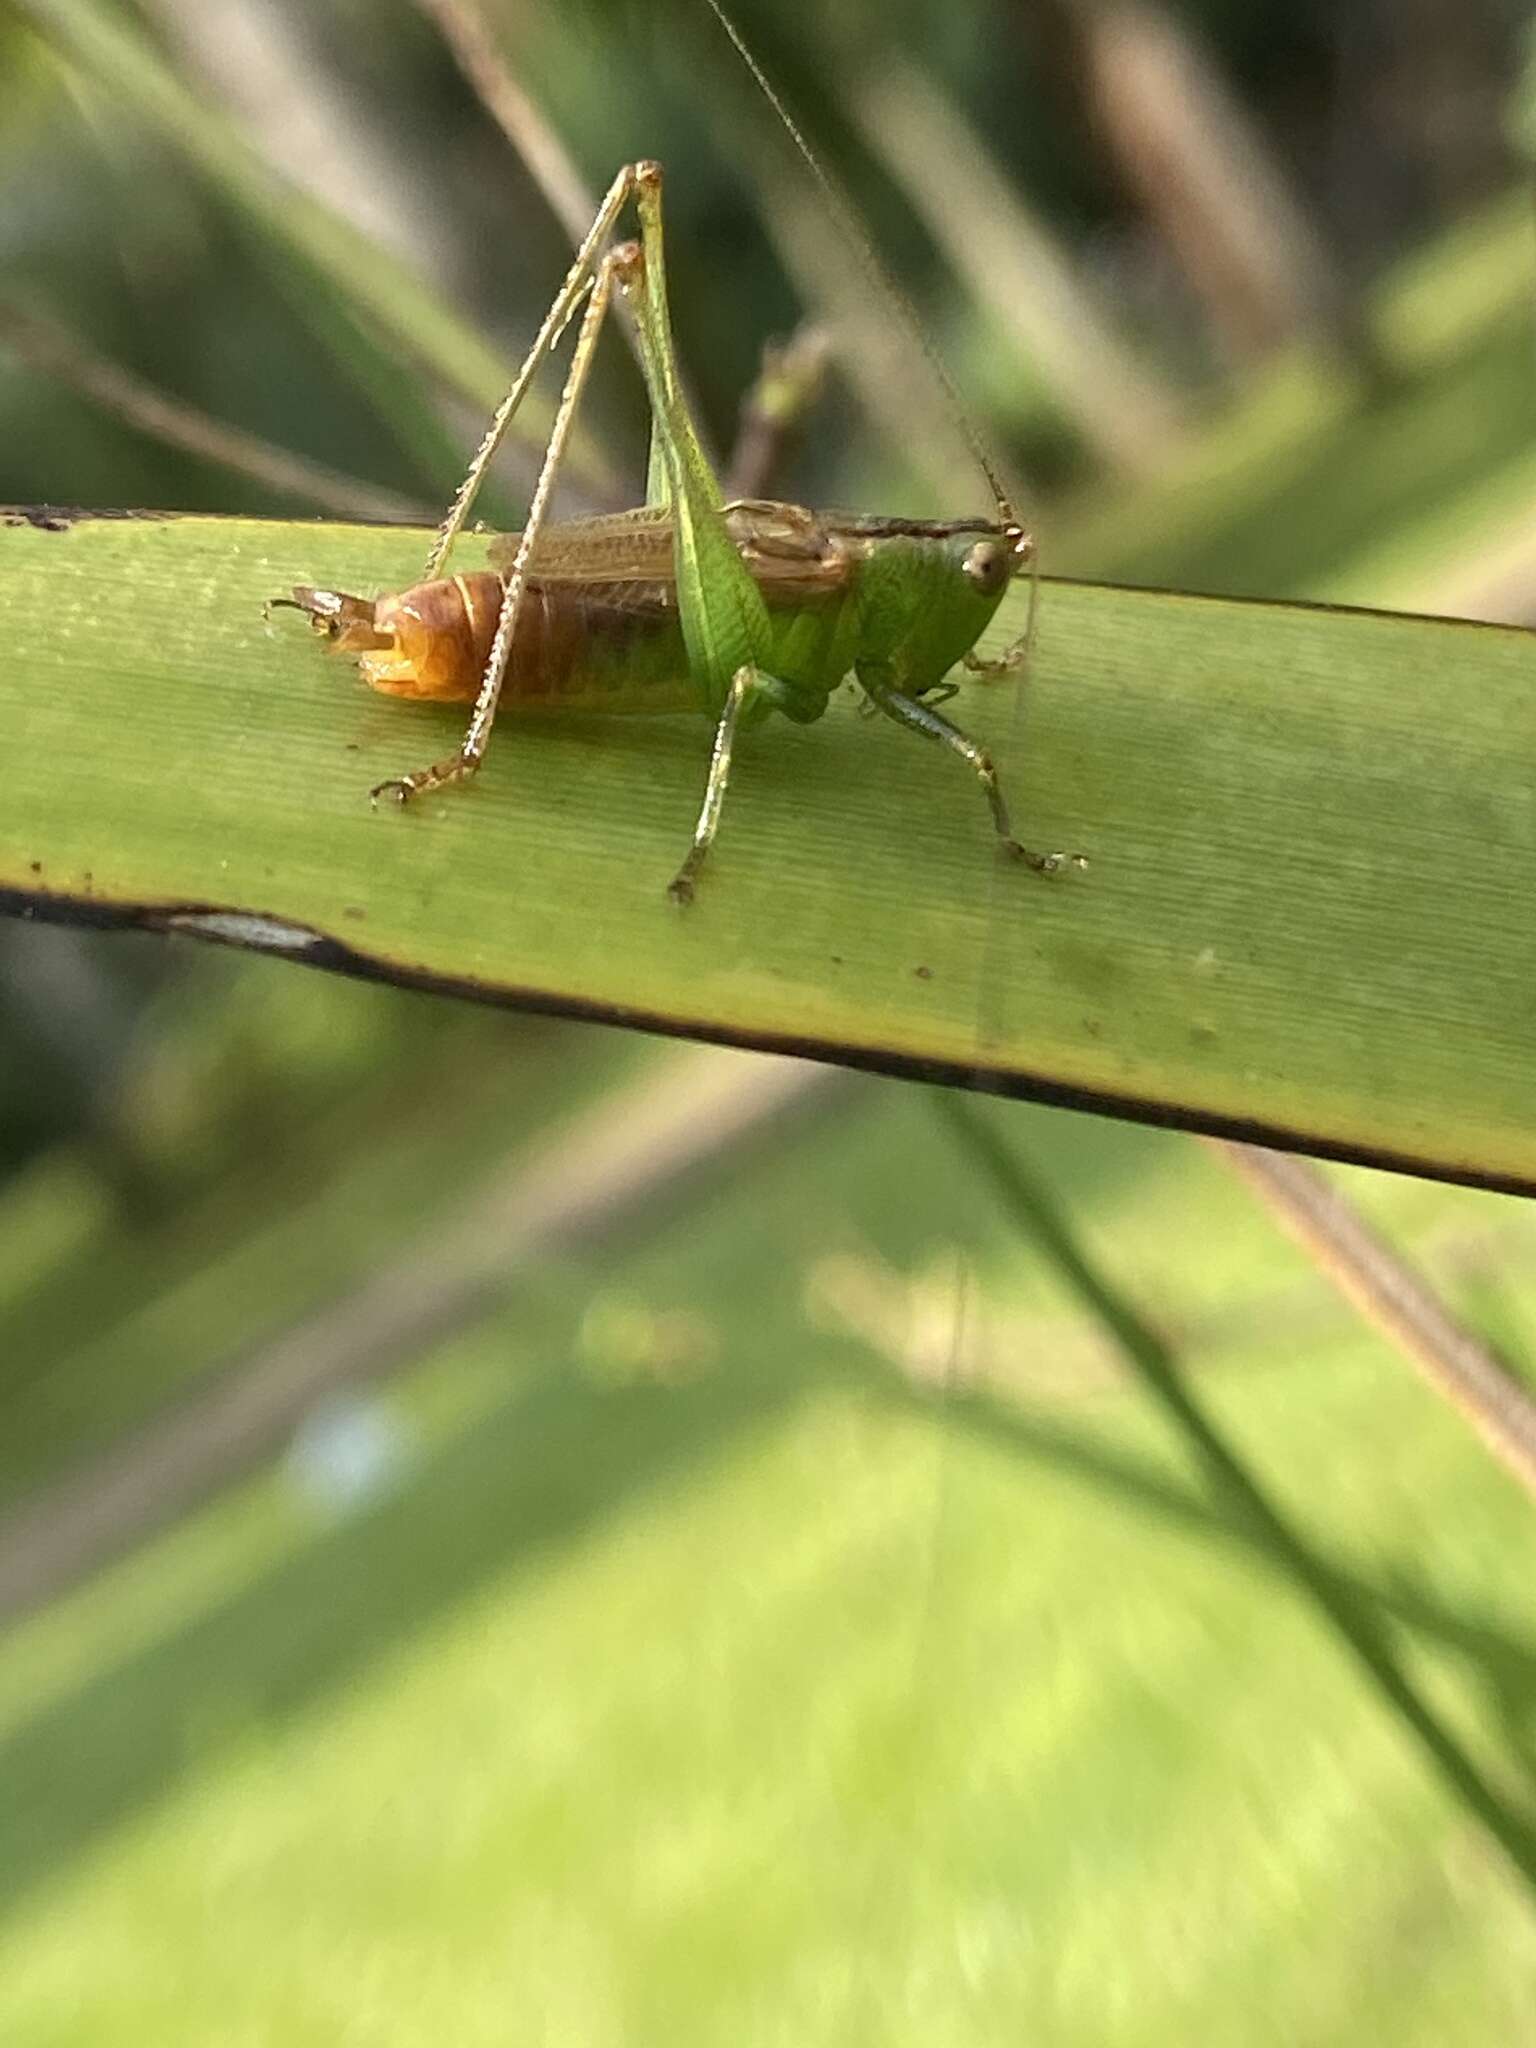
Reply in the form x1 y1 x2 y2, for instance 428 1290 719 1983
936 1092 1536 1890
2 509 1534 1192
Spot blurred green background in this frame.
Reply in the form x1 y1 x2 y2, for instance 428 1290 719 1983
3 0 1536 2039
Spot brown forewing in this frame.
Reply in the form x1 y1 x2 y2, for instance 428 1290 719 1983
489 499 859 615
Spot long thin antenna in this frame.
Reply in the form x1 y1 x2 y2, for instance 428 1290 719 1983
697 0 1022 526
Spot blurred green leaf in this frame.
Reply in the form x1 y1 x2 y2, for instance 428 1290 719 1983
1051 193 1536 603
9 0 621 501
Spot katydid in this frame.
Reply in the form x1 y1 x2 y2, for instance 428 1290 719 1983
274 157 1072 904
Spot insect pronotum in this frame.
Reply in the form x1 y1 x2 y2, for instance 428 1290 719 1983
272 44 1075 903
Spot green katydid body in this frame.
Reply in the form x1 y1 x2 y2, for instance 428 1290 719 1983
277 158 1063 899
286 502 1021 719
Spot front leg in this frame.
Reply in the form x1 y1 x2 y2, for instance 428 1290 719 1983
668 667 832 903
963 639 1027 681
669 665 759 904
675 667 786 901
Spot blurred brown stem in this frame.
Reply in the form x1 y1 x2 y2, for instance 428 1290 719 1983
1048 0 1376 374
412 0 685 434
852 55 1188 478
1213 1139 1536 1501
0 300 425 522
412 0 598 252
723 325 830 500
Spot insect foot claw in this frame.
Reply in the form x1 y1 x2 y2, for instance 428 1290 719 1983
369 756 478 808
964 652 1021 680
1003 841 1089 877
667 841 708 905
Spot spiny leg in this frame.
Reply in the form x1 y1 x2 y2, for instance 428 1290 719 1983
864 682 1064 874
422 163 643 584
372 238 635 806
669 664 758 905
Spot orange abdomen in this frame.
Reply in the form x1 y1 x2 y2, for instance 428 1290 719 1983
356 570 696 714
364 572 503 701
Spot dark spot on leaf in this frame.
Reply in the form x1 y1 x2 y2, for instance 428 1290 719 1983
914 964 933 980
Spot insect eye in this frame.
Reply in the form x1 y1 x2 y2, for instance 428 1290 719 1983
962 540 1009 597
